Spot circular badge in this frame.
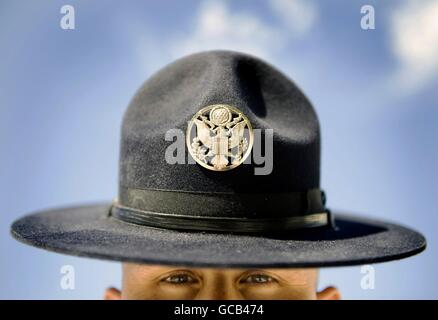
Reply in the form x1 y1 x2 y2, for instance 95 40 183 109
186 104 254 171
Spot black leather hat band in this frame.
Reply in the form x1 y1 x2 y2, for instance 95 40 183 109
110 204 329 233
117 187 326 218
110 187 330 233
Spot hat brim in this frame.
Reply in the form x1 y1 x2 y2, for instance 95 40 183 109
11 203 426 268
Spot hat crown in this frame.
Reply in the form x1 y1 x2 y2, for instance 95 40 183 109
119 50 320 196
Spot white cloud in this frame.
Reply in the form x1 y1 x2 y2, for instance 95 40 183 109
269 0 318 36
172 1 279 60
172 0 317 61
390 0 438 92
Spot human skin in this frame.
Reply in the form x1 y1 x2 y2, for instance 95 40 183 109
104 263 341 300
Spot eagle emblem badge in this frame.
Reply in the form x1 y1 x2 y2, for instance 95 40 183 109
186 104 254 171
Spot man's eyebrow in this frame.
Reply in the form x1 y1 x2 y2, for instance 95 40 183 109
124 264 183 276
264 269 317 286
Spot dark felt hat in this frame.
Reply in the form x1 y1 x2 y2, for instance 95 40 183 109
11 51 426 267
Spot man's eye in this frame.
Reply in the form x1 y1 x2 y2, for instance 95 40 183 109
240 274 275 284
163 273 198 284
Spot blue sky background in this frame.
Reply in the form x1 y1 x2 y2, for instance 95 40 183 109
1 0 437 299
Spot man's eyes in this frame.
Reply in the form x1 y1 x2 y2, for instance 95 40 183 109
160 271 277 286
162 273 199 284
240 273 276 285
